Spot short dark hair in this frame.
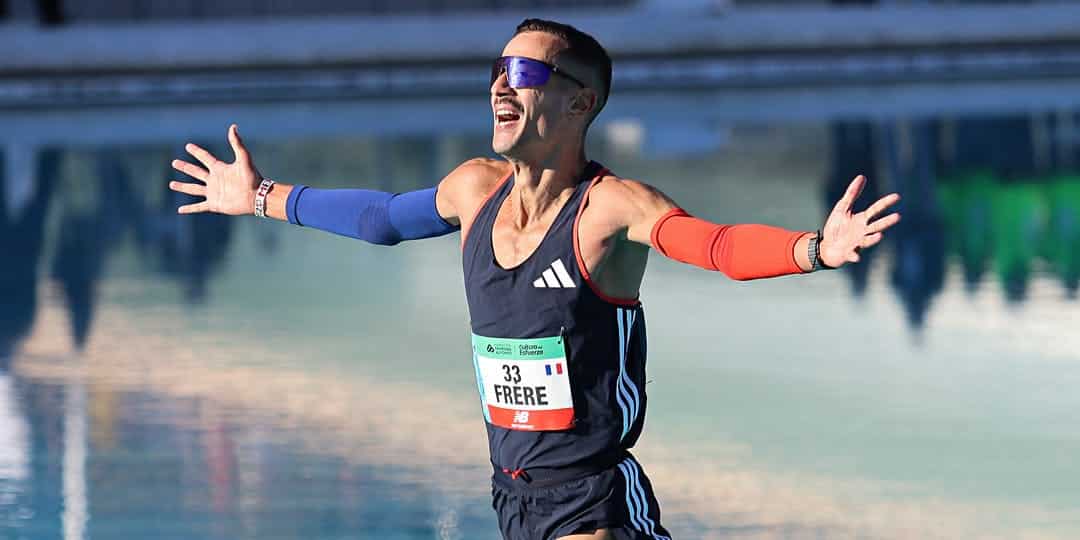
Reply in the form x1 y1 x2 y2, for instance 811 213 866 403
513 18 612 116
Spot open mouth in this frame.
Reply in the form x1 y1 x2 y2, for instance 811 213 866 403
495 107 521 127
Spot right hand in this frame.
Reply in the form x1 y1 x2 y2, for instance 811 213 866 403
169 124 262 215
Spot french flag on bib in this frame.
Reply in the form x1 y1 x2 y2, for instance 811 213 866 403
545 363 564 376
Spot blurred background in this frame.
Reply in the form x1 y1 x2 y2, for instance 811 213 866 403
2 1 1080 539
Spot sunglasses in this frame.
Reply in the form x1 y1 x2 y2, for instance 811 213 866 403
490 56 586 90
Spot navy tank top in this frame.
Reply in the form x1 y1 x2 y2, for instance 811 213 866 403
462 161 649 478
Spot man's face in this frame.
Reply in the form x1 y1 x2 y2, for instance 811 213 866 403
491 31 591 160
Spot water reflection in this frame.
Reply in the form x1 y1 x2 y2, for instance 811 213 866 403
10 291 1079 540
50 215 104 350
48 153 146 349
0 372 30 532
6 312 501 539
61 380 87 540
820 113 1080 328
826 121 881 298
0 148 60 365
148 144 236 305
882 119 947 330
1 143 243 360
2 112 1080 537
1047 175 1080 297
937 114 1079 305
1 113 1078 359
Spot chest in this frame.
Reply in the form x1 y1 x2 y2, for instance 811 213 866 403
490 194 575 270
486 197 621 279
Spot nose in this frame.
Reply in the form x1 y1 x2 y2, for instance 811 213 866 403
491 69 514 96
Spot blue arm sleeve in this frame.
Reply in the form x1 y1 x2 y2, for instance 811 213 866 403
284 185 459 245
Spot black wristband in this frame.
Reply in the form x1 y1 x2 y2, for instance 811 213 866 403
808 230 832 272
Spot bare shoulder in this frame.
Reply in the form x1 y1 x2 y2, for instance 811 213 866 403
586 174 678 225
444 157 511 195
584 173 679 245
436 157 512 225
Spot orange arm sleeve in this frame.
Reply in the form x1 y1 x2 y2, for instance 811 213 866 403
649 208 810 281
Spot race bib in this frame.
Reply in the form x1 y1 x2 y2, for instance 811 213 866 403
471 333 575 431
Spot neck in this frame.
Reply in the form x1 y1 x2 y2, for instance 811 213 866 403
507 145 589 226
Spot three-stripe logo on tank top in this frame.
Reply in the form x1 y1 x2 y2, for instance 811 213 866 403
532 259 576 288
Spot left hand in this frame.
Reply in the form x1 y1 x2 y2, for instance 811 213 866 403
819 175 901 268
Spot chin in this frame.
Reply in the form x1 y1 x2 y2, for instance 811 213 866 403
492 135 521 158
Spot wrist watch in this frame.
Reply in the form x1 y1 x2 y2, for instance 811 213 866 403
254 178 275 218
808 230 831 272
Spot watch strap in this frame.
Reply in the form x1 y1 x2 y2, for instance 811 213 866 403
254 178 275 218
808 230 832 272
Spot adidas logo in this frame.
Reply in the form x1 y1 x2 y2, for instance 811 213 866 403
533 259 576 288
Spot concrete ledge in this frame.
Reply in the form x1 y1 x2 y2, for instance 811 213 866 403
2 5 1080 73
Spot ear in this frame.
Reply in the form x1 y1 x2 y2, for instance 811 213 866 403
569 89 598 118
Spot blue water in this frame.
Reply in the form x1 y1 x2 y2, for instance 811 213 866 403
2 101 1080 539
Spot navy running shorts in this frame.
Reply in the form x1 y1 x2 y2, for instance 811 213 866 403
490 454 672 540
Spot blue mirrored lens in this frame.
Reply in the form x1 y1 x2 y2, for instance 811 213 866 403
491 57 552 89
507 57 552 88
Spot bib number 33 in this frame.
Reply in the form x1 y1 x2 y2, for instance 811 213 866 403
472 334 575 431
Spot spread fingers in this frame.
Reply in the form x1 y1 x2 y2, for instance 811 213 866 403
177 201 210 214
185 143 221 169
172 159 209 182
865 193 901 220
169 180 206 198
867 212 901 234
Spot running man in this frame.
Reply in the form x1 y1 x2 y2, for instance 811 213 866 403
168 18 900 540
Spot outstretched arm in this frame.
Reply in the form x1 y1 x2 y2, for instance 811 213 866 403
169 124 468 244
615 175 900 279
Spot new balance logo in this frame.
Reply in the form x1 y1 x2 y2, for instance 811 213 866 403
532 259 576 288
